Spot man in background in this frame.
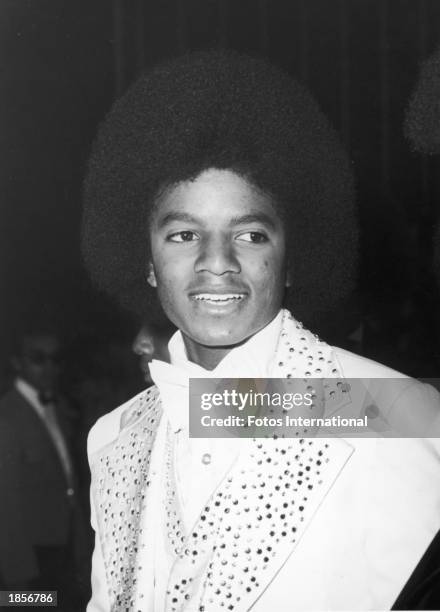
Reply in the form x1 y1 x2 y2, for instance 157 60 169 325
132 318 175 385
0 325 88 610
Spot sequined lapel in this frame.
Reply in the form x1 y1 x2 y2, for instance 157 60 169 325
90 386 162 610
164 436 352 611
164 312 355 611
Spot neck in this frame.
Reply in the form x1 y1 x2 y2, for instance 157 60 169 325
179 311 283 370
182 335 252 370
182 338 231 370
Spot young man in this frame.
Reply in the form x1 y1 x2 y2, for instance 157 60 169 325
82 51 440 611
0 327 88 609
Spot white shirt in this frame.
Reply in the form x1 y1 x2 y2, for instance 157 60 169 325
147 310 284 610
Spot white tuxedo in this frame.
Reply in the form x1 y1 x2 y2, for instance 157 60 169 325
87 312 440 611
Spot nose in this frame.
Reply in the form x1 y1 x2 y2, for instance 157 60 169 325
139 341 154 356
132 335 154 357
194 235 241 275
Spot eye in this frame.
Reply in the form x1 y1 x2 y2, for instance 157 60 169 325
236 231 268 244
167 231 199 243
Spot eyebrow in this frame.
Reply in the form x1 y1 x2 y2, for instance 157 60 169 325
156 211 278 230
157 212 199 229
229 213 277 230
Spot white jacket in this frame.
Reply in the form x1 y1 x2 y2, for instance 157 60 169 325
87 315 440 611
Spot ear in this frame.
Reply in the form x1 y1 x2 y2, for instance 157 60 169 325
146 262 157 288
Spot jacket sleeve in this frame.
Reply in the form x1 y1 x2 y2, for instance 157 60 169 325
0 420 38 585
86 414 120 612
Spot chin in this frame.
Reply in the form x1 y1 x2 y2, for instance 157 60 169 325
193 327 249 348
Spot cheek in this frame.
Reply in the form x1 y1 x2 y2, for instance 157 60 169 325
152 257 191 323
153 253 184 289
247 253 285 291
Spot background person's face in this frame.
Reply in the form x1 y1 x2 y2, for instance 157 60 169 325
148 169 288 363
14 334 61 393
132 324 171 383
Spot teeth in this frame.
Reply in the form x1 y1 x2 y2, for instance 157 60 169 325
194 294 244 302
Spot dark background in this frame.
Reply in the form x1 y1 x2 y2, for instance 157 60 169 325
2 0 440 389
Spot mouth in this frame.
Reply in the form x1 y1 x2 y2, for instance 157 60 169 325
191 293 247 304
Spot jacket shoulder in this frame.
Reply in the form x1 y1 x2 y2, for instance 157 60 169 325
333 346 440 435
87 385 160 459
332 346 407 378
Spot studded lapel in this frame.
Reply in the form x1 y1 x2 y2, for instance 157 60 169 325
90 386 164 610
164 437 353 611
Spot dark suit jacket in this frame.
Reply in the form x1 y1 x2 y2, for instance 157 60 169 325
0 387 85 585
392 529 440 610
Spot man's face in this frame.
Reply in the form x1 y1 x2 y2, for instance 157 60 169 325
15 334 61 393
148 169 289 364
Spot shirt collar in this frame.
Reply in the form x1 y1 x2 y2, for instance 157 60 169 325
148 310 284 432
15 377 44 418
168 308 284 378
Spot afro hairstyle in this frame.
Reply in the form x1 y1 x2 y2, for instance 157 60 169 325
405 44 440 154
405 45 440 285
82 49 358 323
